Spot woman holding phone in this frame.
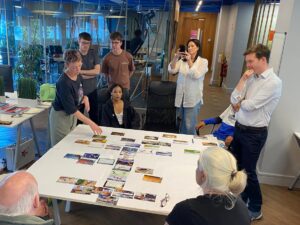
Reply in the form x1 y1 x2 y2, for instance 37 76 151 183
168 39 208 135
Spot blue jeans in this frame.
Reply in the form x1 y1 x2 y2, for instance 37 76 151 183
230 123 268 213
176 102 201 135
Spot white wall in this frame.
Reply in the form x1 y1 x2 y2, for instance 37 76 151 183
210 5 230 85
223 2 254 91
210 3 254 90
258 0 300 188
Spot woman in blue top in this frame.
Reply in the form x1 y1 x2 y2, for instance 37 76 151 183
168 39 208 135
49 50 102 146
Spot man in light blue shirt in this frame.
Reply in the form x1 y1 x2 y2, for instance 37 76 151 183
230 44 282 221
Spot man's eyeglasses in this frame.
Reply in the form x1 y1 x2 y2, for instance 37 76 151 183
111 41 121 45
160 193 170 207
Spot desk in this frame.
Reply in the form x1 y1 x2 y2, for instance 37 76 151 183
1 92 51 171
288 132 300 190
28 125 219 225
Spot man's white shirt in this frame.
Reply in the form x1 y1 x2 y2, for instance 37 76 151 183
231 68 282 127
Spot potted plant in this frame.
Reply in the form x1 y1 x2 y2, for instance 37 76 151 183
0 76 5 102
14 43 43 99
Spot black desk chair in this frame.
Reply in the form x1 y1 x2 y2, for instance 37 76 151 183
143 81 177 133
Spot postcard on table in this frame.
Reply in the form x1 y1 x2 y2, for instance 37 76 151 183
64 153 81 160
143 175 162 183
82 153 100 160
135 167 153 175
159 141 171 147
114 164 132 172
112 190 134 199
156 151 172 157
162 134 177 139
93 187 114 196
77 158 95 165
173 139 189 144
111 132 125 136
202 142 218 146
57 176 78 184
71 185 94 195
144 135 159 140
121 137 135 142
107 169 129 182
104 180 125 189
97 158 115 165
125 143 141 148
75 139 90 145
121 146 138 154
92 139 107 143
75 179 97 187
134 192 157 202
96 195 118 206
184 149 200 154
105 144 121 151
142 140 159 145
92 135 107 140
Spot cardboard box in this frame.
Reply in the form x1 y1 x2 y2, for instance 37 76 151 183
5 138 35 171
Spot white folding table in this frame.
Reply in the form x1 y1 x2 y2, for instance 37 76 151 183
0 93 51 170
28 125 219 225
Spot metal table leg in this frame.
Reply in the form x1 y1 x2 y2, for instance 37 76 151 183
13 125 22 171
29 118 42 157
52 199 61 225
288 170 300 190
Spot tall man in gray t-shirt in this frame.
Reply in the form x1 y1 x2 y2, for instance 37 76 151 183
78 32 101 124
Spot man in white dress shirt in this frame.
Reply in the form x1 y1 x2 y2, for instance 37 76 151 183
230 44 282 221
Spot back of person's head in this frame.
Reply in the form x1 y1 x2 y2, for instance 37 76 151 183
243 43 270 63
0 171 39 216
78 32 92 41
110 32 123 41
197 147 247 196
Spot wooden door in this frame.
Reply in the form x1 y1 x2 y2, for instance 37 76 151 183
175 13 218 68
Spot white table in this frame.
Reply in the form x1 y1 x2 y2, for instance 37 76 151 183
288 132 300 190
0 92 51 170
28 125 219 225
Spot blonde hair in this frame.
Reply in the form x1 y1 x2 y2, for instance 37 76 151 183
198 147 247 196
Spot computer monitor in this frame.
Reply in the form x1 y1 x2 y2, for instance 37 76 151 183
0 65 14 92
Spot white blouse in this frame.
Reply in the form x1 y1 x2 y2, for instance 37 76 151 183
168 57 208 108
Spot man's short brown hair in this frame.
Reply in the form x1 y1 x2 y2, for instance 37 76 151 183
243 44 270 63
110 32 123 41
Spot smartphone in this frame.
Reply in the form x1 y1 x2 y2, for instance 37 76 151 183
179 45 186 53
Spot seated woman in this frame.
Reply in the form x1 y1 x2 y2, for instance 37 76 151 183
101 84 139 129
165 147 249 225
49 49 102 146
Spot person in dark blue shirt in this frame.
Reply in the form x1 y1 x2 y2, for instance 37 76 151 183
195 105 236 147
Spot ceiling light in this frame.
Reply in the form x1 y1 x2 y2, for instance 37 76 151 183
195 0 202 12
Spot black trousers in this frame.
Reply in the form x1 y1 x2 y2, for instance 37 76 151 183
79 89 99 125
230 122 268 213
